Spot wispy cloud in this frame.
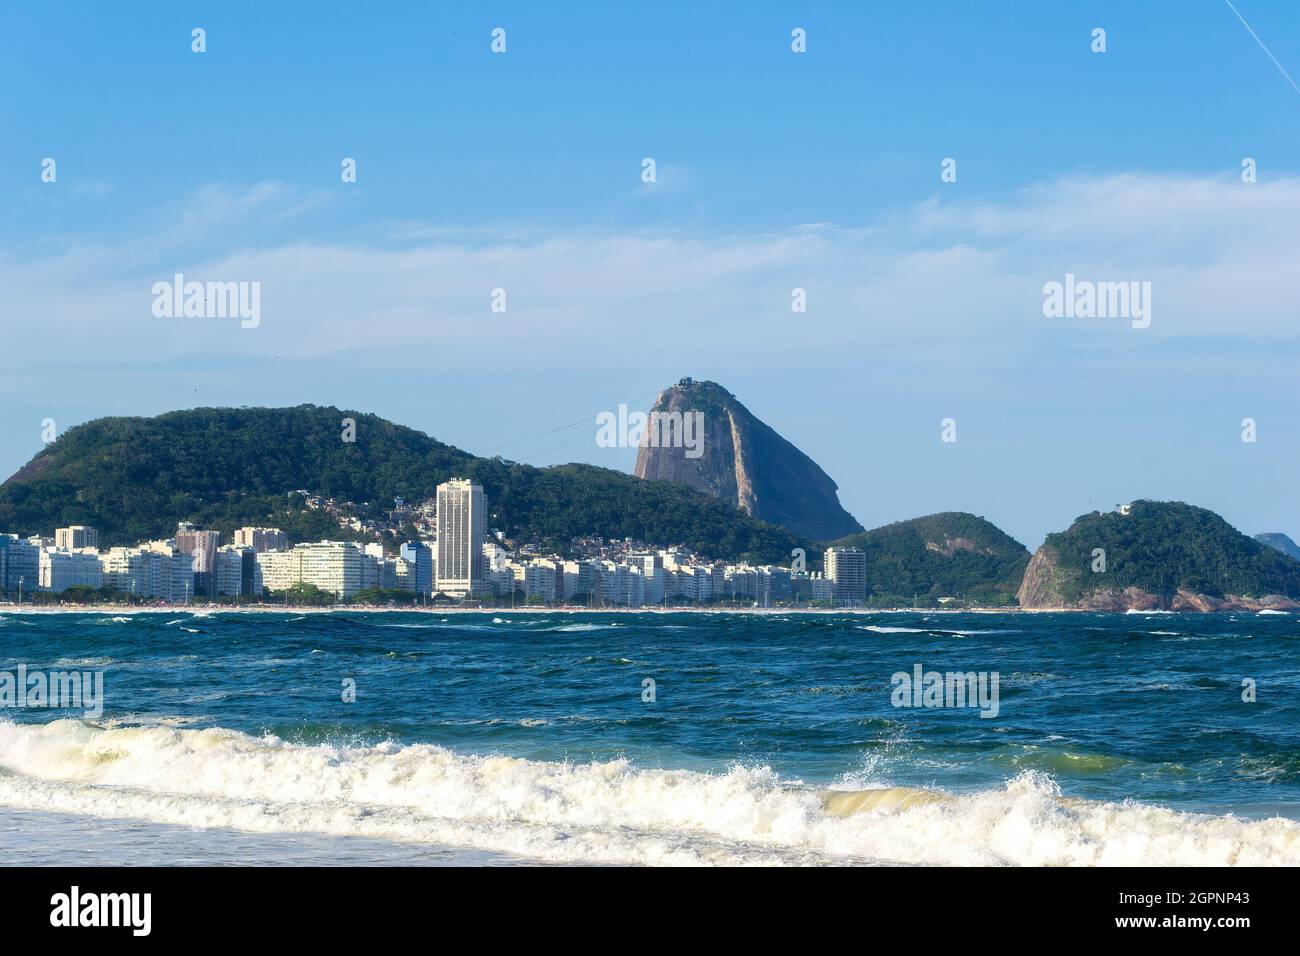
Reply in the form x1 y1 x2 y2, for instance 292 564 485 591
2 172 1298 377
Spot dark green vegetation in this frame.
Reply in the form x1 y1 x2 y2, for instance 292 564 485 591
22 585 140 605
0 405 806 563
832 512 1030 607
264 582 337 607
352 587 421 606
1041 501 1300 602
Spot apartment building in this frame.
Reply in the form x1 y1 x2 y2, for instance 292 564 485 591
824 546 867 606
39 549 103 592
233 527 288 553
54 525 99 550
435 479 486 596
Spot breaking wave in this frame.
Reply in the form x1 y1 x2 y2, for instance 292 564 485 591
1 719 1297 866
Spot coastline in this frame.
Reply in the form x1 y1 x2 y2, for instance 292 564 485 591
0 603 1196 616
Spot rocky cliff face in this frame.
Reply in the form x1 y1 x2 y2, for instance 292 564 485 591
633 379 862 541
1018 545 1300 611
1018 501 1300 611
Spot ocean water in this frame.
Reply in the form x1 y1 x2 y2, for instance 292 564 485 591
2 608 1299 866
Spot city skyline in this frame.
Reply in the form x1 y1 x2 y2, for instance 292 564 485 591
3 469 887 607
10 484 1298 611
0 508 848 608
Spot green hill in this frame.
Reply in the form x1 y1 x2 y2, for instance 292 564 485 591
831 512 1030 607
0 405 806 562
1255 532 1300 562
1019 500 1300 609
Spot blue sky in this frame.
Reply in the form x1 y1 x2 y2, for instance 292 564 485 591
2 1 1299 548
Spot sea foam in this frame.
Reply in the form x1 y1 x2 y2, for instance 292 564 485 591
0 719 1296 866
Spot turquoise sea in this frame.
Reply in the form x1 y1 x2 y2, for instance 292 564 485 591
2 608 1298 865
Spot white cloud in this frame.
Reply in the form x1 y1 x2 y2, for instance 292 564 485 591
2 172 1298 379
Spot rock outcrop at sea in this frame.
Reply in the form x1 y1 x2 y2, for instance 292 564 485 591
1017 500 1300 611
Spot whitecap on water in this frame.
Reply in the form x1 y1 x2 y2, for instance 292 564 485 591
1 720 1296 866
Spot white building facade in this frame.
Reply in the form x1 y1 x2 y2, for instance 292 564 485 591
39 549 103 592
436 479 486 596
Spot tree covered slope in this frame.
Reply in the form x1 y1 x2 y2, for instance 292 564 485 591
831 512 1031 607
0 405 806 562
1019 500 1300 610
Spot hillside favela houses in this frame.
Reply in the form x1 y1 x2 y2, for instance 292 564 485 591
0 479 867 608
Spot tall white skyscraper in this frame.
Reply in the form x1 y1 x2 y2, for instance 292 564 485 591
824 546 867 606
436 478 486 596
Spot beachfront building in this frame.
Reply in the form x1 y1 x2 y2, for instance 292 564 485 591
359 543 386 592
256 549 302 595
600 561 645 607
723 564 759 601
484 566 515 598
436 479 486 597
97 545 193 602
824 546 867 606
756 566 793 605
671 565 715 604
39 548 103 592
255 541 363 600
399 541 434 596
561 560 600 603
298 542 363 599
214 545 259 598
523 561 558 604
395 556 417 592
1 535 40 597
101 546 161 598
176 523 221 597
144 540 198 603
379 557 398 590
627 553 666 604
361 543 397 591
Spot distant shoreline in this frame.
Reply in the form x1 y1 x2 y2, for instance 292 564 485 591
0 603 1275 616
